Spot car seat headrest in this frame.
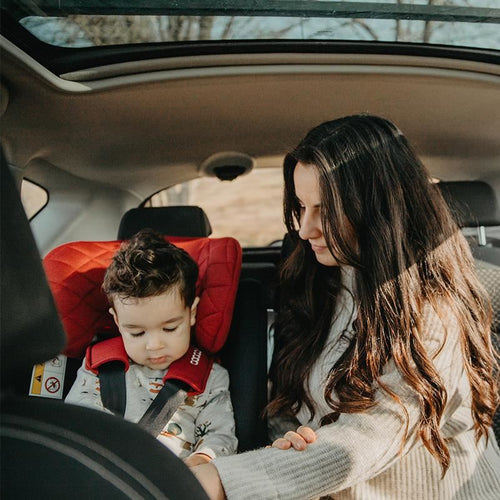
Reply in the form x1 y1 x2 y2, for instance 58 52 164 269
438 181 500 227
43 236 241 359
1 152 66 388
118 206 212 240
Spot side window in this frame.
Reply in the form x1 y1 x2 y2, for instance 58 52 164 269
145 168 285 247
21 179 48 219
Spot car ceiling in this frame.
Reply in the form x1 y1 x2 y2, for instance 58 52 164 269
1 36 500 199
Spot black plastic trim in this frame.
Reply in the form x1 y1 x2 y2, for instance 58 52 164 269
6 1 500 23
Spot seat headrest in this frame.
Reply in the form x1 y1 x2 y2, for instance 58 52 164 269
438 181 500 227
1 153 66 388
118 206 212 239
43 236 241 358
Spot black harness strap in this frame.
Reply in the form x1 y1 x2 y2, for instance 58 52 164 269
138 379 190 437
98 361 127 416
98 365 190 437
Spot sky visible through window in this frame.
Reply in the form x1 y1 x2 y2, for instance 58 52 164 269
18 0 500 51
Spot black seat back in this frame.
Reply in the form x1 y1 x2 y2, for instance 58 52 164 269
220 278 269 450
437 181 500 228
438 180 500 265
118 206 212 239
438 180 500 325
1 153 66 393
438 180 500 441
0 152 208 499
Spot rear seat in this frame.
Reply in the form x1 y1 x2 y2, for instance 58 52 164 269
116 205 270 450
438 180 500 442
438 181 500 265
438 180 500 330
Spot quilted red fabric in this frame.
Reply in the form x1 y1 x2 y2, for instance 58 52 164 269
43 237 242 358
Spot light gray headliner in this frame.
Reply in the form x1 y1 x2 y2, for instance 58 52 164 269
1 40 499 200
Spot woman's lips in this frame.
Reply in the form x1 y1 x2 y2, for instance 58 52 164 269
310 243 327 253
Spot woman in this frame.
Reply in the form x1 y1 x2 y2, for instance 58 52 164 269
192 115 500 499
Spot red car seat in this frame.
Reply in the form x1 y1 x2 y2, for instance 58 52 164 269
43 236 242 361
43 233 270 452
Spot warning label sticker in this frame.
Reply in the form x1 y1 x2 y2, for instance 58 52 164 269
29 354 67 399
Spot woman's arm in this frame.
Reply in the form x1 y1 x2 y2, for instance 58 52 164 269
210 308 465 499
191 462 226 500
191 426 316 497
212 377 422 499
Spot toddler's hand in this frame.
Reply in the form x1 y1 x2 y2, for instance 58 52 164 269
184 453 212 467
272 425 316 451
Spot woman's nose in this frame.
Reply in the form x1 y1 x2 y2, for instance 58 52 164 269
298 210 321 240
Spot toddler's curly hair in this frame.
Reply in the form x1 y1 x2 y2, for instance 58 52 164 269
103 228 198 307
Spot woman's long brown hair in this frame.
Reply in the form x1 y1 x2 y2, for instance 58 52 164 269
267 115 499 475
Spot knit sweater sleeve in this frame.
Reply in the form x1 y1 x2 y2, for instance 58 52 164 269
213 306 464 499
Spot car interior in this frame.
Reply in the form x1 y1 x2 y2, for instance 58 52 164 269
1 1 499 497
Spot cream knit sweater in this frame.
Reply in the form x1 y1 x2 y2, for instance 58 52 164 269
213 267 500 499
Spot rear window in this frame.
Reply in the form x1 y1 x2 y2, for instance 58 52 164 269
21 179 48 220
145 168 285 247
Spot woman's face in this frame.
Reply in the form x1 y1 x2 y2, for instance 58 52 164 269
294 161 339 267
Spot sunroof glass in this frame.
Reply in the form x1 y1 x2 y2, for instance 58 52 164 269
13 1 500 51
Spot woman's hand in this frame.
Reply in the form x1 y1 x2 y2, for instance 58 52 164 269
272 425 316 451
184 453 212 467
191 462 226 500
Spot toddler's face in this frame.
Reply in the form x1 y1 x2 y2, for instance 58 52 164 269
110 288 198 370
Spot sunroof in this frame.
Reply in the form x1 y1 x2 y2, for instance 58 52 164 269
10 0 500 51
